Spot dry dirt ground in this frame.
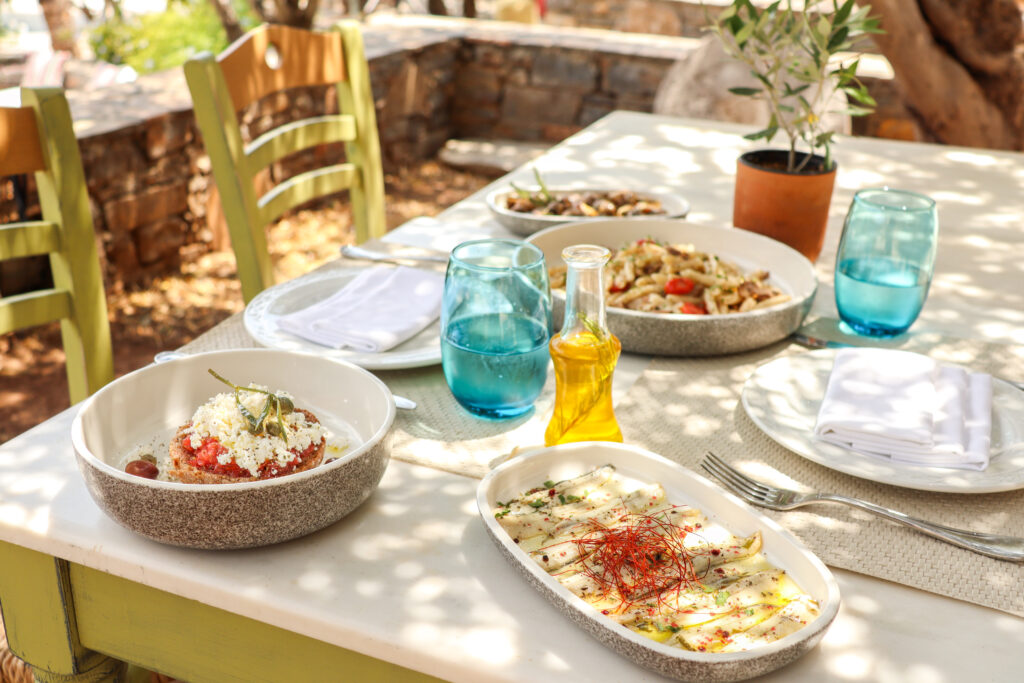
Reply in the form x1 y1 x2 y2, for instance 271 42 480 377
0 160 492 445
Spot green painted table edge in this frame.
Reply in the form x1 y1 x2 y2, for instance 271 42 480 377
0 541 444 683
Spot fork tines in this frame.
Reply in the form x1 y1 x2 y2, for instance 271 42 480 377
700 451 768 504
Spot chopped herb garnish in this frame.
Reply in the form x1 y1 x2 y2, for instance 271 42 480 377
529 499 546 508
543 480 556 488
715 590 730 607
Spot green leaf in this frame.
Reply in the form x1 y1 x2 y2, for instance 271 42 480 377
743 126 779 142
827 26 850 52
843 85 877 107
834 0 855 25
728 86 762 96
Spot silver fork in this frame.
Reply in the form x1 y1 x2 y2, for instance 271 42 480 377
700 452 1024 562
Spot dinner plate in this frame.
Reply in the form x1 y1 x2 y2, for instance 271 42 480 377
478 442 839 682
526 219 817 356
244 267 441 370
486 186 690 237
741 349 1024 493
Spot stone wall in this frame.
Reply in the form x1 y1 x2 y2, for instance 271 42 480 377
1 16 909 292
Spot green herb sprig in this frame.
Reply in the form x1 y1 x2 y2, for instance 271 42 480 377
208 369 294 444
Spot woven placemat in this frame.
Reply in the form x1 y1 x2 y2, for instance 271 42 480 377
614 336 1024 617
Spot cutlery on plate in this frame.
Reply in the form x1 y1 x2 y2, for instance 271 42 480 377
154 351 416 410
700 452 1024 562
340 244 448 265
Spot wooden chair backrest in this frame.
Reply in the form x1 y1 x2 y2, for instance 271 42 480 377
184 22 386 303
0 87 113 403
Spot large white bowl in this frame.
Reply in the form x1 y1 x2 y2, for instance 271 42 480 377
478 442 840 682
71 349 395 549
487 186 691 237
526 219 818 356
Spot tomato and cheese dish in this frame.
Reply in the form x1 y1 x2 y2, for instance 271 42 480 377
494 465 820 653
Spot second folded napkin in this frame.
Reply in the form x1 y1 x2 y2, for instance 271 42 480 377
277 265 444 352
813 348 992 470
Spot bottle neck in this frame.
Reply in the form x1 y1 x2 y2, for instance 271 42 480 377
561 259 608 337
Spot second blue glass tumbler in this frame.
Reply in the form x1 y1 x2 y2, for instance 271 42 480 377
835 188 938 337
441 239 552 419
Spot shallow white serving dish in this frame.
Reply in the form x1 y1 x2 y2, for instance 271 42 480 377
71 349 395 549
477 442 840 682
245 266 441 370
527 219 817 356
487 186 691 237
742 349 1024 493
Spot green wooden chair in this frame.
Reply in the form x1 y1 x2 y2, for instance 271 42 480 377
0 87 113 404
184 21 386 304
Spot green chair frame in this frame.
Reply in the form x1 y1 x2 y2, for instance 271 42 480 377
0 87 113 404
185 21 386 304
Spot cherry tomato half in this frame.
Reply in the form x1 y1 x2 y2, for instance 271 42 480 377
678 302 706 315
664 277 696 295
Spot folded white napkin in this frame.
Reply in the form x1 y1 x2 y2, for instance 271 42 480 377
277 265 444 352
813 348 992 470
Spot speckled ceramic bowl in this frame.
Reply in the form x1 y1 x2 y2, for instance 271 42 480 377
526 219 817 356
478 443 840 682
71 349 395 549
487 186 691 237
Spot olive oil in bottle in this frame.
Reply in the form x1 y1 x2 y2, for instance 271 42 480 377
544 245 623 446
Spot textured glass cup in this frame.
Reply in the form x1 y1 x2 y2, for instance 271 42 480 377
834 188 938 337
441 239 552 419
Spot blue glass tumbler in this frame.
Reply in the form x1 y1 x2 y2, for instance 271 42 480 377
441 239 552 419
834 188 938 337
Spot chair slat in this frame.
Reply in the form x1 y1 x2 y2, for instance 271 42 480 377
0 107 45 174
218 24 347 112
245 115 356 174
0 221 62 259
0 289 72 335
257 164 358 226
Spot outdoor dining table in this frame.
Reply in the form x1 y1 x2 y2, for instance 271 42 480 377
1 111 1022 682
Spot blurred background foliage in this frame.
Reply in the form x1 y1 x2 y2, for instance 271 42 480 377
89 0 259 74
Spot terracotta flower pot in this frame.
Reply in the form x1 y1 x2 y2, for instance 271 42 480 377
733 150 837 262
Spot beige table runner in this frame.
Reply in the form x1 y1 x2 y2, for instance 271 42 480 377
613 336 1024 618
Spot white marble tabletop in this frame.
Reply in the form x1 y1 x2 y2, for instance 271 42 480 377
2 112 1023 681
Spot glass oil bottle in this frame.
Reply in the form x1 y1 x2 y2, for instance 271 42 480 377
544 244 623 446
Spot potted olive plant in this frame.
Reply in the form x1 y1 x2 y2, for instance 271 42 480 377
708 0 882 261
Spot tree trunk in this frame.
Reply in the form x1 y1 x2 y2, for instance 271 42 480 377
38 0 78 55
207 0 245 43
428 0 447 15
865 0 1023 150
464 0 477 17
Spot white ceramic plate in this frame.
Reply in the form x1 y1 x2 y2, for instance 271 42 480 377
527 219 817 356
244 266 441 370
487 186 690 237
478 442 839 682
741 349 1024 493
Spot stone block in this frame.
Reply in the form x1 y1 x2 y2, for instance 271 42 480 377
455 65 503 104
531 50 599 91
603 58 672 99
542 123 581 142
580 93 617 127
144 112 193 159
501 86 581 127
134 217 188 266
103 182 188 235
80 135 147 201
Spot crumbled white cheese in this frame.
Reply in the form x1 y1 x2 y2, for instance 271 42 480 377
186 384 325 476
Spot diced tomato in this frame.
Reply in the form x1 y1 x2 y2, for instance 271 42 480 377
678 302 706 315
664 277 696 295
608 282 628 293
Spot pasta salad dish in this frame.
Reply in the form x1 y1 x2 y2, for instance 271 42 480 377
548 238 791 316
